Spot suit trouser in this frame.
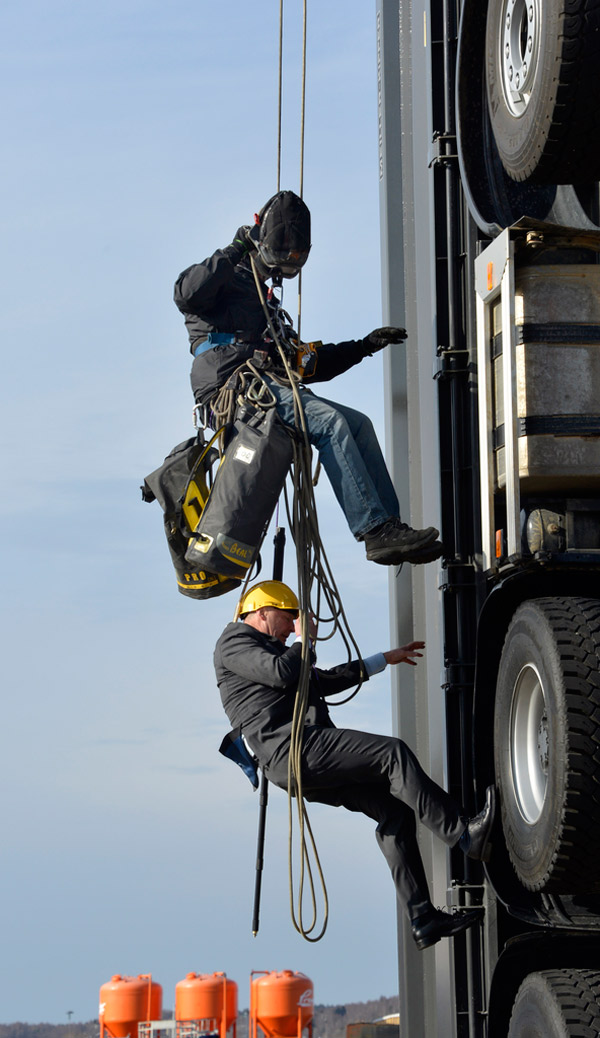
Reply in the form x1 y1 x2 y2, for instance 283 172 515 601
263 725 466 921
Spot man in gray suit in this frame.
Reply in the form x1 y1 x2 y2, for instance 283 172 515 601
214 580 495 950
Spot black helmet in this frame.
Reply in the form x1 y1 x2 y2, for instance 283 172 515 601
255 190 311 279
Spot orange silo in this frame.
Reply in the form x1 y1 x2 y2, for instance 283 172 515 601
99 974 162 1038
175 972 238 1038
250 971 313 1038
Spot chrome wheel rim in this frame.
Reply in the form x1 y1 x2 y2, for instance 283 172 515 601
510 662 548 823
499 0 541 116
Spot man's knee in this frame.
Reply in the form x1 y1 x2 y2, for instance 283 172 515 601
309 402 351 449
375 804 416 845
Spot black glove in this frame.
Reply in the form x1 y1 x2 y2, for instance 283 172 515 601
237 224 260 249
364 326 408 354
224 225 260 265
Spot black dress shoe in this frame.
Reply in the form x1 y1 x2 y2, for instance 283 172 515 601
464 785 496 862
411 907 482 951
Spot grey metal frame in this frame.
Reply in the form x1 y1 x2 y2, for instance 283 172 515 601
377 1 456 1034
474 230 521 571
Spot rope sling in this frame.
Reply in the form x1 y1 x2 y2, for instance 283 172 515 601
248 253 367 941
261 0 371 942
206 0 367 941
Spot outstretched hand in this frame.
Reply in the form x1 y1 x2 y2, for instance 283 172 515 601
365 327 408 353
383 641 425 666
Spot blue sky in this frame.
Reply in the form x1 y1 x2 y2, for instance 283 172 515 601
1 1 410 1022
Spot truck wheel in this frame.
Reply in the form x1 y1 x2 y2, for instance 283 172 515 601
494 597 600 892
485 0 600 183
508 970 600 1036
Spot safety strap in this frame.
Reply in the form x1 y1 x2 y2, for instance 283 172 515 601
193 332 236 356
181 426 225 535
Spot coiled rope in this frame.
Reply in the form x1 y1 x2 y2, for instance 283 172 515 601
250 254 365 941
212 0 363 942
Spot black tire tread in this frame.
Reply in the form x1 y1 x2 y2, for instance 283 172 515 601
509 970 600 1036
541 0 600 182
534 598 600 890
499 597 600 892
487 0 600 183
533 0 600 182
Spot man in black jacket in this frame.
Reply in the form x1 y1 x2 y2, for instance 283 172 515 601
174 190 443 567
214 580 495 951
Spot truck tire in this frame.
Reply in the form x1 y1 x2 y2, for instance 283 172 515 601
508 970 600 1036
494 597 600 892
485 0 600 184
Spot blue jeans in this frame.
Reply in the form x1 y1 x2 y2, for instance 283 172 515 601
266 380 400 538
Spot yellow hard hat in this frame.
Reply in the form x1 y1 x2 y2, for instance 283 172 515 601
237 580 299 618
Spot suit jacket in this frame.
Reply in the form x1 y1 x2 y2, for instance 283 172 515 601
214 621 366 764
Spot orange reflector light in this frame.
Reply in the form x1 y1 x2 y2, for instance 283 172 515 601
496 530 503 558
487 262 494 292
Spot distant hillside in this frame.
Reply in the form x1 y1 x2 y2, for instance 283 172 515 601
0 1029 96 1038
239 996 400 1038
0 995 399 1038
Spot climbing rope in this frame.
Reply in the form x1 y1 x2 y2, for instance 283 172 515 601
297 0 307 343
250 254 365 941
275 0 307 195
277 0 283 193
276 0 307 343
209 361 278 441
211 0 363 942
